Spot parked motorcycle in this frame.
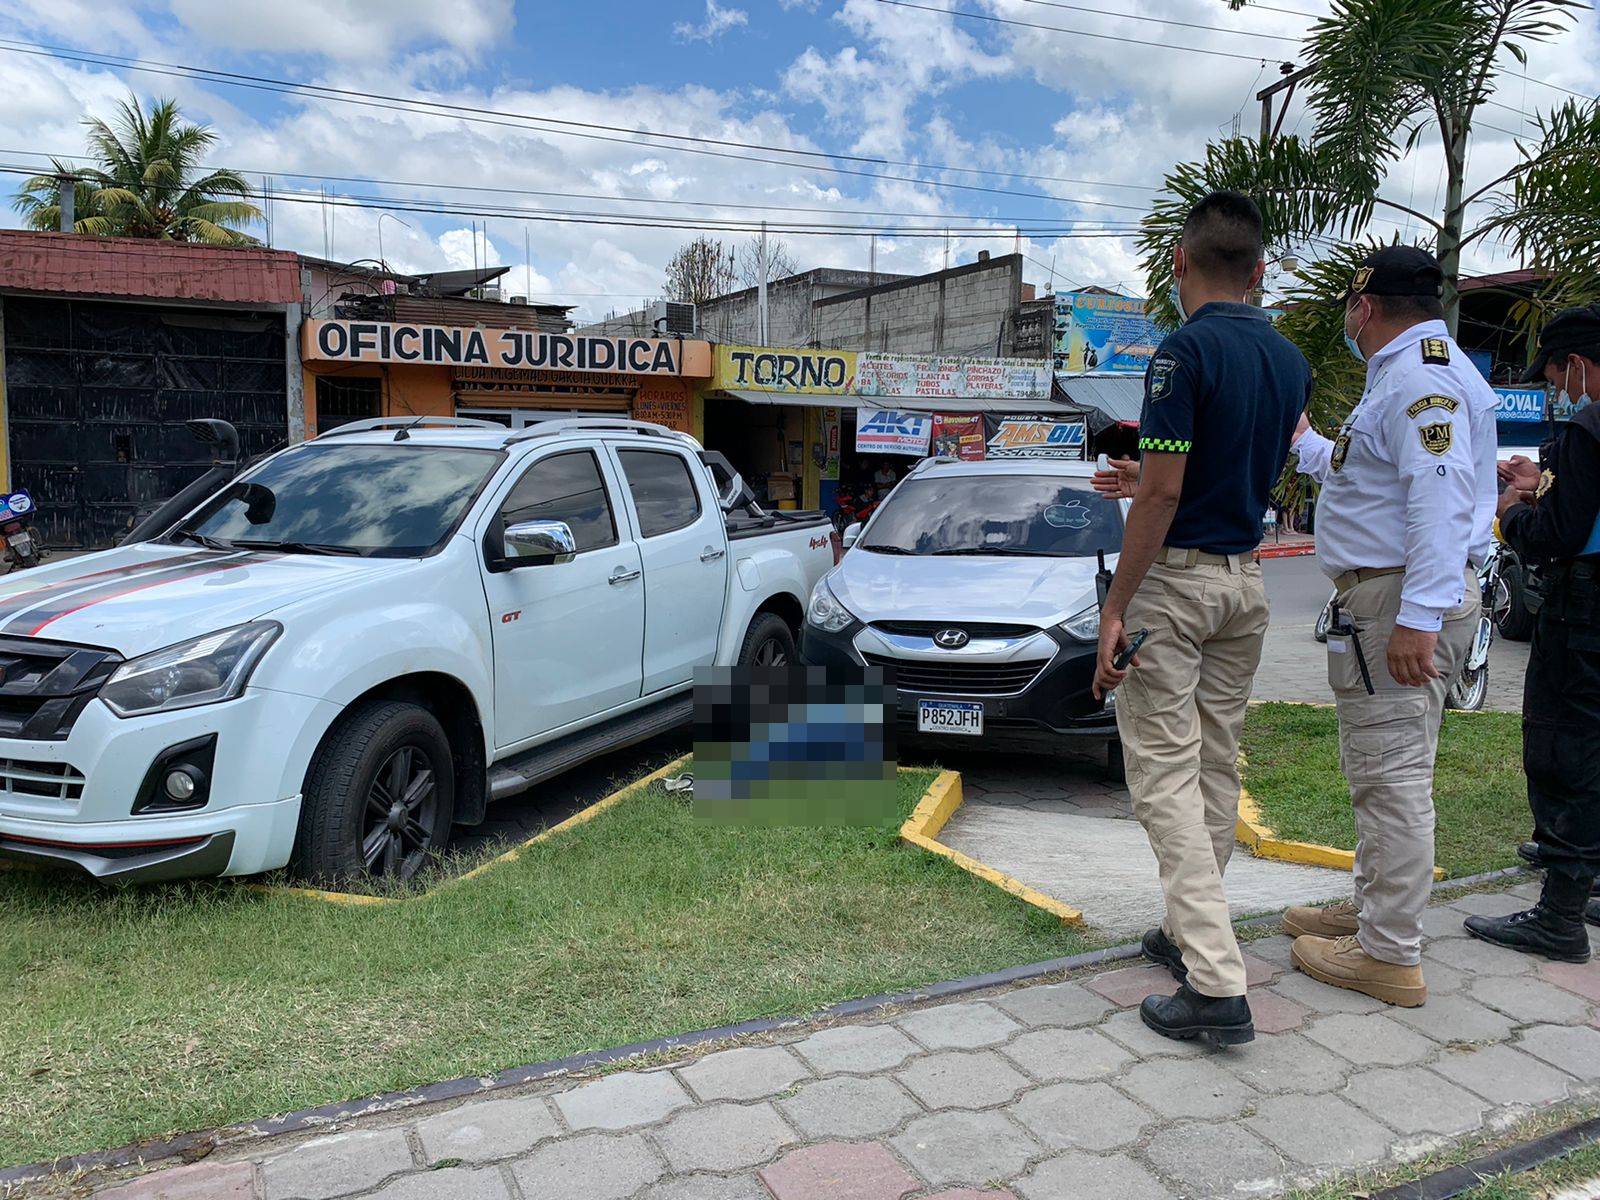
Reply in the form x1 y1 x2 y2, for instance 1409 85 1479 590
1310 546 1502 711
0 489 44 572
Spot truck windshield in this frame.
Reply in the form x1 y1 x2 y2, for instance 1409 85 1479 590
859 474 1122 558
174 443 504 557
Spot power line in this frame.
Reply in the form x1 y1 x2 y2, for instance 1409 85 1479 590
1013 0 1301 42
872 0 1284 63
0 39 1158 200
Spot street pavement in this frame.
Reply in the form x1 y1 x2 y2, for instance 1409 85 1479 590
92 879 1600 1200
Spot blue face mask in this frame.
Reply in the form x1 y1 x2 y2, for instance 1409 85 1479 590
1169 279 1188 325
1344 305 1368 364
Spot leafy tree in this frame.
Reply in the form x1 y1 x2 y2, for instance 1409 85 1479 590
664 235 739 304
13 96 260 245
1137 0 1598 416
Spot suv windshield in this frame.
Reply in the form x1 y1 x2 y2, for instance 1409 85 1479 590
860 474 1122 558
175 442 504 557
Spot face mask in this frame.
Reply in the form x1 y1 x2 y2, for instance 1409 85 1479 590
1558 360 1592 411
1344 303 1370 364
1169 277 1188 325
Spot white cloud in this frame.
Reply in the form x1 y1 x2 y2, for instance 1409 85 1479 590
167 0 513 61
674 2 749 43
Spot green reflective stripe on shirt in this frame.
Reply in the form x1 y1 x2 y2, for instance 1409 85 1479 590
1138 436 1193 453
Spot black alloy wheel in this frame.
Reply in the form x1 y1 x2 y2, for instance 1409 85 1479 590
361 744 440 879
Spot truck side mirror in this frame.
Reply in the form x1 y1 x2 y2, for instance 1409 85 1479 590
841 522 862 550
503 519 576 567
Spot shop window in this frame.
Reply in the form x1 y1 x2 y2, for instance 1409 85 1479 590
316 376 382 430
617 449 702 538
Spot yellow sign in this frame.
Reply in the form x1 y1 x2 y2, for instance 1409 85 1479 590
715 344 858 395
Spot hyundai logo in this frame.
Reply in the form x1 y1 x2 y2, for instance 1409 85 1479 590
933 628 970 649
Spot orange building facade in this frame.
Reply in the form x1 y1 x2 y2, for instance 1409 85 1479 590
300 318 711 436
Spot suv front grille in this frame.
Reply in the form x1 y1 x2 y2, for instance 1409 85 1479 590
862 653 1049 697
0 637 124 740
870 620 1039 639
0 758 85 801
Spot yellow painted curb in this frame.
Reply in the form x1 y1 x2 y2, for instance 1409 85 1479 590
1237 774 1447 881
899 769 1084 925
251 754 693 907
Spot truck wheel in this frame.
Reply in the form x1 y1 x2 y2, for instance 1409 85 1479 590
292 700 456 884
737 612 796 667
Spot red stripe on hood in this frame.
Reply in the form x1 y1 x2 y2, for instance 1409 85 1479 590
25 557 262 636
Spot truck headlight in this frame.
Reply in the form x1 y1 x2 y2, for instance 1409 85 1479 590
806 577 856 633
101 621 283 718
1059 605 1100 642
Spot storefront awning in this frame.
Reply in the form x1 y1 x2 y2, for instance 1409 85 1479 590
1054 372 1145 427
717 389 1088 415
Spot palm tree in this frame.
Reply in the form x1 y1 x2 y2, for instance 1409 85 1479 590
1136 0 1598 412
13 96 261 245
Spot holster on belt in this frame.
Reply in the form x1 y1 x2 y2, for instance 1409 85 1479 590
1539 561 1600 623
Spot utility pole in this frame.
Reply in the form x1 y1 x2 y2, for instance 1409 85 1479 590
1257 63 1313 147
56 173 74 232
757 220 770 344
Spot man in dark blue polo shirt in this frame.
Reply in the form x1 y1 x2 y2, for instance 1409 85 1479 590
1091 190 1312 1045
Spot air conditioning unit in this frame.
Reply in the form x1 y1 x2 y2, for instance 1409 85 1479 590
478 285 503 302
510 295 528 305
650 300 698 337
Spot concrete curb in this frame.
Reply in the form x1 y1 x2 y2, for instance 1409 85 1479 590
1255 543 1317 560
5 864 1532 1190
899 768 1085 924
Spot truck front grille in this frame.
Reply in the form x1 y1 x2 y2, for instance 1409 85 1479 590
869 620 1039 639
0 637 124 740
862 653 1049 697
0 757 86 801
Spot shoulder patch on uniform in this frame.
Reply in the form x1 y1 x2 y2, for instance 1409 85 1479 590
1331 431 1351 472
1421 338 1451 365
1148 353 1177 401
1418 422 1453 456
1406 394 1460 419
1537 468 1555 499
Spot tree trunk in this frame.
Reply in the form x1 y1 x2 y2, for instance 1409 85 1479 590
1439 126 1469 337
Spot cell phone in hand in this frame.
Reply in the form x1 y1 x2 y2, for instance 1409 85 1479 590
1113 627 1149 671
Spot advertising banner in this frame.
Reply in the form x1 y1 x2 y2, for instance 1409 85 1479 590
1052 293 1159 375
303 319 698 375
931 414 986 460
857 409 933 456
716 345 858 394
855 354 1050 402
822 406 842 480
1492 387 1547 424
984 415 1088 460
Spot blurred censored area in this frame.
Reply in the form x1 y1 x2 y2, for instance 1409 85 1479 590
693 665 897 826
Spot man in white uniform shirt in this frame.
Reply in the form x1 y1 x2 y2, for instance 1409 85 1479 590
1283 246 1497 1007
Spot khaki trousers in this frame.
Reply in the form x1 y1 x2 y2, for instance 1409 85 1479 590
1329 572 1478 966
1117 557 1269 998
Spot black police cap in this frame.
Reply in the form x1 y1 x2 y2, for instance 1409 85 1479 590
1342 246 1445 300
1520 304 1600 383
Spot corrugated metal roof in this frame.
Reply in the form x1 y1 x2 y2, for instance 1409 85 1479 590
0 231 300 305
1056 372 1145 425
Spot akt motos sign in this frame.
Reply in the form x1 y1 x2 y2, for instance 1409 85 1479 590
856 409 933 456
304 320 690 375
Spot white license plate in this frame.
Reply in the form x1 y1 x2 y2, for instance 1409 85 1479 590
917 699 984 736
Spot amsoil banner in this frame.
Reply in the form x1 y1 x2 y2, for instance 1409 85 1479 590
931 414 986 460
857 409 933 456
304 319 705 376
984 415 1089 460
1052 293 1159 375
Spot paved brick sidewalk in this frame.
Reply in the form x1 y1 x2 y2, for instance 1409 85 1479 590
88 879 1600 1200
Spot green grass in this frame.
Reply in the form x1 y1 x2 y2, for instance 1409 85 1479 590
1454 1142 1600 1199
0 767 1091 1169
1241 702 1527 878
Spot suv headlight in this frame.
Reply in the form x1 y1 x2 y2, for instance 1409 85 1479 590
101 621 283 718
1059 604 1100 642
806 577 856 633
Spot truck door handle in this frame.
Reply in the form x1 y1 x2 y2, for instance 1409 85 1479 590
608 567 642 585
700 547 726 562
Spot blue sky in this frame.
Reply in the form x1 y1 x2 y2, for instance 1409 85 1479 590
0 0 1594 321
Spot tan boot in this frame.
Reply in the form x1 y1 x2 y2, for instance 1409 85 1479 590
1291 934 1427 1008
1282 900 1359 940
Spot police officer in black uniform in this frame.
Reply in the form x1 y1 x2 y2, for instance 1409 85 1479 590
1465 305 1600 960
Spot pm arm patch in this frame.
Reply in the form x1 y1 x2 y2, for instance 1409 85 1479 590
1406 394 1460 419
1421 338 1451 365
1418 422 1454 456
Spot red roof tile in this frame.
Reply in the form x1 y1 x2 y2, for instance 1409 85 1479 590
0 231 300 305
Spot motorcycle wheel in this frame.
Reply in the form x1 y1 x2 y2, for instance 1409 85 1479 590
1447 664 1489 712
1495 561 1535 642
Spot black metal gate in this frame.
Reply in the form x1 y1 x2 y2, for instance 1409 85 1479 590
3 297 288 548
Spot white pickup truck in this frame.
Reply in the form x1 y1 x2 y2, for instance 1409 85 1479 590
0 417 834 884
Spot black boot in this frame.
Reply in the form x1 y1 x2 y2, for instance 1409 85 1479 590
1587 897 1600 928
1464 872 1592 963
1140 984 1253 1046
1141 927 1187 982
1518 841 1549 869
